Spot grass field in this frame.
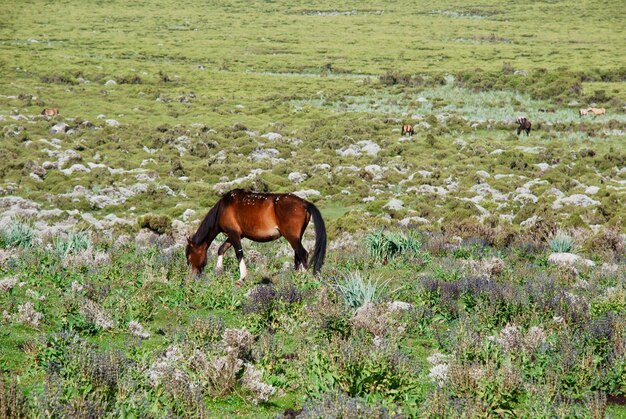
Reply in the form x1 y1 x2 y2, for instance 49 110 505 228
0 0 625 417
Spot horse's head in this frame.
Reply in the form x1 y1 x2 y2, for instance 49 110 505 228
186 238 208 274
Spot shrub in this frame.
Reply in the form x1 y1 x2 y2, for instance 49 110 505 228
333 271 389 310
548 230 577 253
137 214 172 235
1 219 34 248
367 229 422 263
53 230 91 257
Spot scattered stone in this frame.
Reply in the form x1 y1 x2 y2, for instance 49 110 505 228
261 132 282 141
383 199 403 211
49 122 69 134
288 172 307 184
552 194 600 209
548 252 595 268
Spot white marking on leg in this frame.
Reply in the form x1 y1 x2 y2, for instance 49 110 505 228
239 258 248 280
215 255 223 274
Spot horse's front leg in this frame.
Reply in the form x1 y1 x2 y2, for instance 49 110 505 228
229 235 247 287
215 239 232 275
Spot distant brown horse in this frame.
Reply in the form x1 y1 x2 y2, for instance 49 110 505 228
516 117 531 136
401 124 415 136
588 107 606 117
579 108 590 117
186 189 327 285
41 108 59 116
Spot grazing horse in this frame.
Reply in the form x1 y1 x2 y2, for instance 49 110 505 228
588 107 606 117
579 108 591 117
41 108 59 116
516 117 532 136
186 189 327 286
401 124 415 137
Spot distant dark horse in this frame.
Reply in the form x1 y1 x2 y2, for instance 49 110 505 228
186 189 327 286
516 117 531 136
401 124 415 136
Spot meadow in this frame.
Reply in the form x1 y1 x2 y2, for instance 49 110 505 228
0 0 624 417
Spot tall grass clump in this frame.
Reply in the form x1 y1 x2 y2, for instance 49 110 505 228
548 230 577 253
333 271 389 310
367 229 422 263
1 219 34 248
54 230 91 257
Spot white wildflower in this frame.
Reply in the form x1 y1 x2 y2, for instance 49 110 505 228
241 363 276 404
16 302 43 326
71 281 84 293
524 326 546 351
497 323 521 352
129 320 151 339
0 276 18 292
427 352 449 366
80 299 114 330
428 363 449 387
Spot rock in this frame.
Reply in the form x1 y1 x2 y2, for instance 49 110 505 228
519 215 541 227
261 132 282 141
50 123 69 134
249 148 280 162
387 301 413 313
358 140 380 156
105 119 120 126
398 216 429 227
292 189 320 200
585 185 599 195
552 194 600 209
181 209 196 222
57 149 82 168
548 252 595 268
105 79 117 85
407 185 448 196
288 172 307 184
453 138 467 148
383 199 404 211
60 164 90 175
476 170 490 179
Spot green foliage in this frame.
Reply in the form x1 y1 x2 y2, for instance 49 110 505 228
1 219 34 248
548 230 577 253
366 229 422 263
333 271 389 310
137 214 172 235
53 230 91 257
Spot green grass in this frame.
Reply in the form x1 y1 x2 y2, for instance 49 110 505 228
0 0 624 416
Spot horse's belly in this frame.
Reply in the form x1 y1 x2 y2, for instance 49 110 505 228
244 227 281 242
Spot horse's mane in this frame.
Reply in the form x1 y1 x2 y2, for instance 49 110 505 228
192 199 222 245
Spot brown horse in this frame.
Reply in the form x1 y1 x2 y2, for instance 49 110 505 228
186 189 327 285
588 107 606 117
579 108 590 117
41 108 59 116
516 117 531 136
401 124 415 136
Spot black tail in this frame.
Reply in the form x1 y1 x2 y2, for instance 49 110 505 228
306 203 327 274
192 199 221 245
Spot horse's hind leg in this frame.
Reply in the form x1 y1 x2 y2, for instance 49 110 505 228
285 236 309 271
215 239 232 274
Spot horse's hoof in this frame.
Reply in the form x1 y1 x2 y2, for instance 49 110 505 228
235 279 245 288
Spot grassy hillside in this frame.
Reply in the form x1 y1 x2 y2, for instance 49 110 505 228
0 0 624 416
